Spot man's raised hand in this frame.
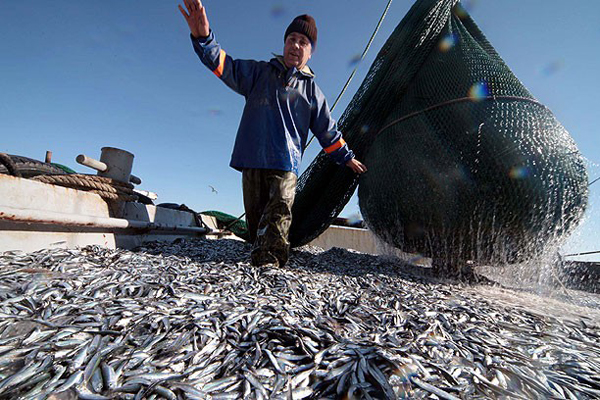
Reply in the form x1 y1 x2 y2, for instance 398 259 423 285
179 0 210 39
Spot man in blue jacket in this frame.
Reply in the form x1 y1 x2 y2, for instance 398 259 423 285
180 0 367 267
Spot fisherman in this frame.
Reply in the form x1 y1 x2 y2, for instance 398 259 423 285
179 0 367 268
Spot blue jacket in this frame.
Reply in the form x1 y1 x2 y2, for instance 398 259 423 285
191 31 355 175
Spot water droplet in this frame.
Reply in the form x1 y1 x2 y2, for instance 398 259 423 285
348 213 362 225
509 166 529 179
468 82 490 101
539 60 563 76
322 130 337 141
462 0 478 12
348 54 362 67
439 33 458 52
270 5 285 18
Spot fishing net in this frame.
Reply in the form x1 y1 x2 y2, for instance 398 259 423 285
290 0 588 264
201 210 250 241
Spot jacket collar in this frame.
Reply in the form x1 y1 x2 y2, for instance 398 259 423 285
270 54 315 78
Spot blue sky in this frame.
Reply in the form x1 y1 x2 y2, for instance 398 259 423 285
1 0 598 260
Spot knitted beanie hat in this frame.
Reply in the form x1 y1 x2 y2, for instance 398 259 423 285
284 15 317 47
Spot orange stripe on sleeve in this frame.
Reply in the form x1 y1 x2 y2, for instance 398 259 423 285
324 138 346 154
212 49 226 78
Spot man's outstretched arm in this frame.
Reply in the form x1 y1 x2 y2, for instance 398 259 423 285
179 0 210 39
179 0 258 97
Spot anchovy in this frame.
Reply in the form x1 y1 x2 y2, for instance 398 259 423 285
411 377 461 400
53 369 84 393
0 240 598 399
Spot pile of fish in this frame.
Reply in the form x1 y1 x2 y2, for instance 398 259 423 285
0 238 599 399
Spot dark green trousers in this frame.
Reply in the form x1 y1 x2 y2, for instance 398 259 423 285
242 169 297 267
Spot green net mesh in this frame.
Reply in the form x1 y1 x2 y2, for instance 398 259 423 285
290 0 588 264
201 210 250 241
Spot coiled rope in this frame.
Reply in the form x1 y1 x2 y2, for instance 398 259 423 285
32 174 137 202
0 153 21 178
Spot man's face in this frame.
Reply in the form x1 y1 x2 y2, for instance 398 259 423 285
283 32 312 70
